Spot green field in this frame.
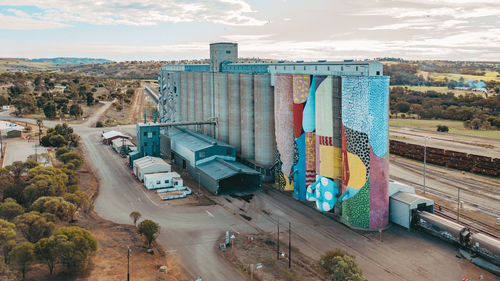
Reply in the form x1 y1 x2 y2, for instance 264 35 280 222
429 71 500 82
390 85 486 97
390 118 500 139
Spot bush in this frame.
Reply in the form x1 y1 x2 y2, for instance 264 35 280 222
436 125 449 132
95 121 104 128
320 249 365 281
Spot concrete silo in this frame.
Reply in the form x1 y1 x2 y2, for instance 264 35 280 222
228 73 241 153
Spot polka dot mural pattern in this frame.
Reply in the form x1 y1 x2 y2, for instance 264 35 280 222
344 126 370 176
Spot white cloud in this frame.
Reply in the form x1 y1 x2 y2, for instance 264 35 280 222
0 0 267 29
0 13 69 29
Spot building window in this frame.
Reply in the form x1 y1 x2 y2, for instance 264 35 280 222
144 132 147 136
153 132 156 136
174 182 178 186
376 71 380 75
144 142 148 146
356 66 359 71
226 50 231 54
165 180 169 184
148 132 153 138
156 180 161 184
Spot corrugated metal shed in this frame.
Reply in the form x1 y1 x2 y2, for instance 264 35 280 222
133 156 171 182
197 157 261 195
165 127 235 166
390 191 434 229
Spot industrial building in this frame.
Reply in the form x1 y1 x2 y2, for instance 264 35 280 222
154 42 389 230
161 127 261 195
143 172 182 190
102 130 131 145
133 156 171 182
111 138 135 154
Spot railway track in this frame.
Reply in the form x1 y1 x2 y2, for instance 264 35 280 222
434 204 500 240
391 158 500 199
392 175 500 217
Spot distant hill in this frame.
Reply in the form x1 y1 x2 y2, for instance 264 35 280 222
28 57 114 65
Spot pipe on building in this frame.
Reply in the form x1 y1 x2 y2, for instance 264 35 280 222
187 72 195 129
202 72 213 137
194 72 203 133
227 73 241 153
214 72 229 143
254 74 275 166
174 72 182 122
240 73 255 159
180 72 188 124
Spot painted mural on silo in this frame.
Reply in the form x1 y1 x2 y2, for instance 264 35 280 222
273 73 389 229
340 76 390 229
273 74 294 191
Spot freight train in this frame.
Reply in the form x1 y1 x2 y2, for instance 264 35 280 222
415 211 500 268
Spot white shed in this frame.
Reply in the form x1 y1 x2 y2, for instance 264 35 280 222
143 172 181 190
133 156 171 182
390 192 434 229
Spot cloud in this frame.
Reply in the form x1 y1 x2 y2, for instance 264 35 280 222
0 13 69 29
0 0 267 29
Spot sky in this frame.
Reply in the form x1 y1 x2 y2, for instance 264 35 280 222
0 0 499 61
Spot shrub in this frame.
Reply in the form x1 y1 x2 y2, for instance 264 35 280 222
436 125 449 132
95 121 104 128
320 249 365 281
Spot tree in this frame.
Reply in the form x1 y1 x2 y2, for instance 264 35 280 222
63 191 90 212
0 219 16 263
36 118 43 145
0 198 24 220
43 102 57 119
31 197 76 221
51 226 98 271
69 104 83 119
6 161 27 180
14 211 56 243
23 174 66 203
395 101 411 113
129 211 142 226
137 219 160 248
9 242 35 280
12 94 36 116
58 152 83 168
49 134 67 147
34 238 58 275
320 249 365 281
0 168 14 200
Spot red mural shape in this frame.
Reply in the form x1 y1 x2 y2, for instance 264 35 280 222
341 125 349 194
369 147 389 229
293 103 304 139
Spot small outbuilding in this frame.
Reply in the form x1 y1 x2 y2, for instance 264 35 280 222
143 172 181 190
390 191 434 229
133 156 171 182
197 157 262 195
102 130 131 145
111 138 135 154
0 121 24 138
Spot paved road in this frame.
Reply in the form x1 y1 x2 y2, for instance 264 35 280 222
1 100 496 280
2 139 48 167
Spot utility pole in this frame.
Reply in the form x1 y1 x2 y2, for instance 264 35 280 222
277 217 280 260
423 136 428 194
198 173 201 203
288 221 291 268
127 246 130 281
457 187 461 222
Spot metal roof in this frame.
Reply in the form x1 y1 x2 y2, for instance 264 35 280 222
391 191 434 209
143 172 180 180
167 127 232 153
102 130 131 140
111 138 134 147
197 157 260 181
133 156 169 168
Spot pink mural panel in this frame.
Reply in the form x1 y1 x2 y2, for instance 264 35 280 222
274 74 295 176
369 148 389 229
